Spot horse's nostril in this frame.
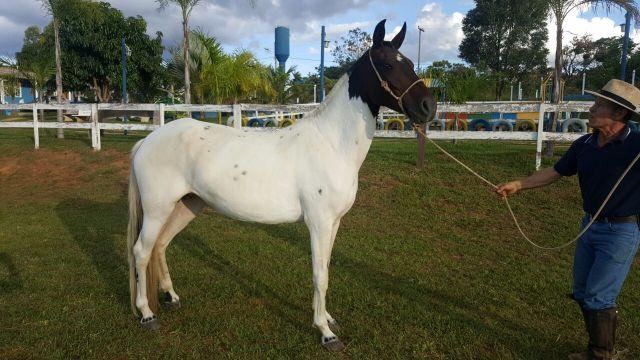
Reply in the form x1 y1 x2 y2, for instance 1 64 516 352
421 99 430 114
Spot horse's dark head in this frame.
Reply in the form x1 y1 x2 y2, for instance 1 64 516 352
348 19 436 124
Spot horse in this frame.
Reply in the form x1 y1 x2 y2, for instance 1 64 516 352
127 19 436 351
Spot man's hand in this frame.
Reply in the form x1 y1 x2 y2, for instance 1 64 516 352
495 181 522 197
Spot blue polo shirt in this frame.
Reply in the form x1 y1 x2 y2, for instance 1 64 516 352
554 126 640 216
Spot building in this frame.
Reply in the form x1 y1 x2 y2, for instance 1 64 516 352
0 67 35 105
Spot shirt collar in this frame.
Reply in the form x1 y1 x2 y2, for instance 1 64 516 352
586 125 631 146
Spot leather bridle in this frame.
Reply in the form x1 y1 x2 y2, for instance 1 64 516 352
368 49 425 115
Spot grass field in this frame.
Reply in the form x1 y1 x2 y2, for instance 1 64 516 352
0 128 638 359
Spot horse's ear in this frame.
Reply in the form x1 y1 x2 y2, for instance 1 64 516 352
372 19 386 48
391 22 406 49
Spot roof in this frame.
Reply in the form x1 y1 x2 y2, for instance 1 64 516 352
0 67 28 79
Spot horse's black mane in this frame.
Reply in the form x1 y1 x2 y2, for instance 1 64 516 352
346 41 394 117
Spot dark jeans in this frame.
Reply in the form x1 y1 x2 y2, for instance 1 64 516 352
572 214 640 310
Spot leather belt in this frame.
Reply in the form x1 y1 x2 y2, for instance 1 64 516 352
588 214 639 224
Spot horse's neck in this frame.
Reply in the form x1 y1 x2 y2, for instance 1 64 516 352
308 75 376 168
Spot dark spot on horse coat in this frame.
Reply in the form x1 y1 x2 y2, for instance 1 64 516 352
355 139 359 145
242 171 247 175
233 176 238 181
318 189 323 195
199 137 205 140
234 164 238 168
204 126 210 130
280 136 284 139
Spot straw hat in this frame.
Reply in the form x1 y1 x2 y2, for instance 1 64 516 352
585 79 640 120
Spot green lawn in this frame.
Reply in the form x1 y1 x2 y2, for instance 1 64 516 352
0 128 638 359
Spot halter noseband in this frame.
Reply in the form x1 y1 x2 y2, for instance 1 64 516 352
368 49 424 115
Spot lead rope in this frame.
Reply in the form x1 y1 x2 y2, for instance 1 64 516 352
412 125 640 250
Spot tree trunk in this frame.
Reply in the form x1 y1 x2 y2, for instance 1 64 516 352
54 17 64 139
544 21 563 157
183 14 191 105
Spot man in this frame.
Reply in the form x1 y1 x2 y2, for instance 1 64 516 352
496 79 640 360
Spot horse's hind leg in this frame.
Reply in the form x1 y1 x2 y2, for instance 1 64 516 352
134 204 174 328
156 194 206 308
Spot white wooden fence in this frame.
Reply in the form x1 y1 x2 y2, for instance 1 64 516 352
0 101 593 169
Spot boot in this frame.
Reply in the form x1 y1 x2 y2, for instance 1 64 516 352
568 307 591 360
586 308 617 360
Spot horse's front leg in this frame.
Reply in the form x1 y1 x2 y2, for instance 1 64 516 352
306 214 345 352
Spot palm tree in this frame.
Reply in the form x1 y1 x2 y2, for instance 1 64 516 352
157 0 256 105
157 0 202 105
214 50 271 103
39 0 73 139
544 0 640 155
0 56 55 122
266 66 297 104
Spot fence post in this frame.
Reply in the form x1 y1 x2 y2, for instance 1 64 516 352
159 103 165 126
32 103 39 149
535 103 546 170
415 123 426 168
233 104 241 129
91 103 101 151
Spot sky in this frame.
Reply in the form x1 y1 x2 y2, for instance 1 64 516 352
0 0 637 76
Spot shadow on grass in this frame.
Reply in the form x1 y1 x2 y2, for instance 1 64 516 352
242 221 571 359
0 252 22 292
55 197 130 312
175 232 313 338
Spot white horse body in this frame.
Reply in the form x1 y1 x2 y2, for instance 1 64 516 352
133 75 374 223
129 75 376 342
128 19 435 350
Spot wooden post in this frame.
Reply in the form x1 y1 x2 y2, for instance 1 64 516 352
159 103 165 126
416 124 426 168
535 103 546 170
91 103 101 151
32 103 39 149
233 104 241 129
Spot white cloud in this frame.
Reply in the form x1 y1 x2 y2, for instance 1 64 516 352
392 2 464 67
544 7 639 65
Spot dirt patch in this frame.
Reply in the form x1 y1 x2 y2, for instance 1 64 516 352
0 149 130 203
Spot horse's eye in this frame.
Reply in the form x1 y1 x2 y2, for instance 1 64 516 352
383 64 392 70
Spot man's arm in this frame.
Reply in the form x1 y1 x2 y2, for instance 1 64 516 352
495 167 563 197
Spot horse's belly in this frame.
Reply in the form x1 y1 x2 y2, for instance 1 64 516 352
203 189 303 224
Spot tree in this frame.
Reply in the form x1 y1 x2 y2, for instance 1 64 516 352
15 26 55 103
39 0 78 138
266 66 297 104
167 29 226 104
156 0 202 105
459 0 549 99
56 1 165 102
543 0 640 156
331 28 372 68
214 50 271 103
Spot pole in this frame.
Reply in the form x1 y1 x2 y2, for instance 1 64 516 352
320 26 326 102
633 69 636 86
518 81 522 101
621 11 631 81
121 38 128 135
582 72 586 95
417 26 424 72
313 84 317 103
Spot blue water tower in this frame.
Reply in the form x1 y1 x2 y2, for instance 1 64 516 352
275 26 290 71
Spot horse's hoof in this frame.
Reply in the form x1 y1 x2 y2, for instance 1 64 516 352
328 319 341 332
162 299 181 310
321 336 345 352
140 315 160 330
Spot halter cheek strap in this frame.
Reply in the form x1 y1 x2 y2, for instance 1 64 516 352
368 49 425 115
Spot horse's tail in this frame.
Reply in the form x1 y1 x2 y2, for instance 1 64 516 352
128 139 158 317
